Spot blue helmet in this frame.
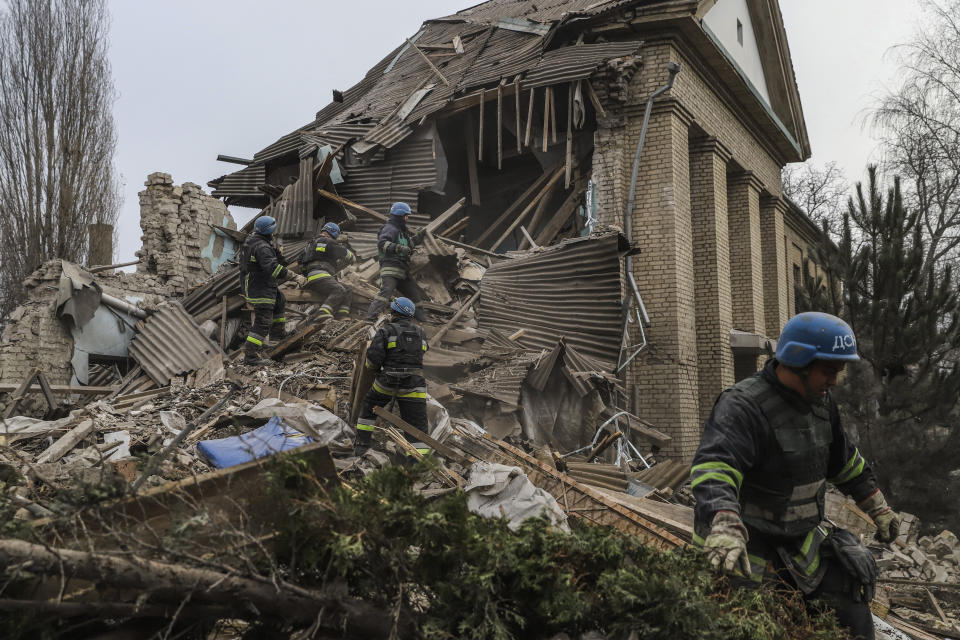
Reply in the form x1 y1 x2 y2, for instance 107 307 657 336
390 202 412 217
390 297 416 318
254 215 277 235
776 312 859 368
321 222 341 239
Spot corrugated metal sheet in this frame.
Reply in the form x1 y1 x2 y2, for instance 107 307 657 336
181 266 240 318
275 157 315 238
209 164 265 199
343 232 379 260
524 41 643 88
253 129 306 164
339 136 441 234
129 303 222 386
478 232 628 366
460 28 544 89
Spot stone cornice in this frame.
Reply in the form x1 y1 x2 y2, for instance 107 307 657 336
689 135 733 163
729 170 764 193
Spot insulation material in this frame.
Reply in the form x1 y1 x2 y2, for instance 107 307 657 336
464 461 570 532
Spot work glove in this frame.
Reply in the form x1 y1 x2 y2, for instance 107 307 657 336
396 244 413 257
345 250 356 265
857 489 901 543
826 529 877 603
291 273 308 288
703 510 751 577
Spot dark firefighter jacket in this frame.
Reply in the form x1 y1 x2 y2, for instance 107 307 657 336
300 236 354 280
239 233 289 305
376 217 416 278
364 318 428 396
691 358 878 590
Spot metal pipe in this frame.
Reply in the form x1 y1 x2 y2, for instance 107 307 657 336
100 293 147 319
624 61 681 273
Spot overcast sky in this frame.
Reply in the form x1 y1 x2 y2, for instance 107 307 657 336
108 0 922 263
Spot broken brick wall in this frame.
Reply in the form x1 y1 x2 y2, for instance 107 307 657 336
0 260 173 391
137 172 238 290
0 262 75 387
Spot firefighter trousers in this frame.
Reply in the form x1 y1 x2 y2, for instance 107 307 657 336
364 273 426 321
355 376 428 452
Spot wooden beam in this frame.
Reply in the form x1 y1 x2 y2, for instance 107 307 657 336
514 77 522 153
566 82 574 189
464 113 480 206
586 80 606 118
496 83 503 170
267 323 322 360
422 197 467 236
474 167 556 248
36 419 95 464
534 187 581 247
433 236 507 258
542 87 550 153
477 88 485 161
317 190 387 223
524 87 535 148
405 38 450 86
428 289 482 347
491 166 565 252
550 85 558 143
520 175 558 249
0 383 114 396
219 295 228 351
373 406 472 466
438 216 469 239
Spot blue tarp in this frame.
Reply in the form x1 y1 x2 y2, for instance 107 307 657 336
197 417 314 469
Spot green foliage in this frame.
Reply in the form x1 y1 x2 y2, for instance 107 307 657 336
799 165 960 532
276 464 849 640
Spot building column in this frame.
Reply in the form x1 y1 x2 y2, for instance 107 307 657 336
627 99 700 460
727 171 765 335
761 196 789 338
689 137 735 425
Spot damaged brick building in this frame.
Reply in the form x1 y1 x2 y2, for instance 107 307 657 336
209 0 822 458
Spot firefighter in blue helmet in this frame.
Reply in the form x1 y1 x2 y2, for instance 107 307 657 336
364 202 427 322
239 216 307 366
299 221 356 321
691 312 900 640
354 297 430 456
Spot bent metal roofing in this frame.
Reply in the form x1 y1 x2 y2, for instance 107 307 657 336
211 0 645 201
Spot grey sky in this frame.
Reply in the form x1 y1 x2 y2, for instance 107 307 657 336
108 0 922 263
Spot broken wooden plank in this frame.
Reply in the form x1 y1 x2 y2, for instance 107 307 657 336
519 175 558 250
219 295 228 351
542 86 550 153
36 419 95 464
318 190 387 223
373 406 472 466
586 80 606 118
549 85 558 143
267 322 322 360
406 37 450 86
533 187 581 246
422 197 467 236
600 408 673 448
478 87 485 161
497 83 503 170
565 82 574 189
491 166 565 252
925 588 950 625
439 217 469 239
0 383 115 396
515 76 522 153
193 294 244 325
525 87 535 148
2 368 40 418
474 167 555 248
428 289 482 347
465 112 481 205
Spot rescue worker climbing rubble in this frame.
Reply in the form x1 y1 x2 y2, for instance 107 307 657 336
239 215 307 366
364 202 426 322
355 297 430 457
299 221 356 321
691 312 901 640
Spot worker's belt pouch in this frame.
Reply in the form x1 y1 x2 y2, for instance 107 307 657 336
824 528 877 603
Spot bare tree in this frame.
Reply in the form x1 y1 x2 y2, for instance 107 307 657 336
873 0 960 274
782 160 849 233
0 0 120 316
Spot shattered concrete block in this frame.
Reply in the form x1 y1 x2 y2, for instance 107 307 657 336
909 548 928 567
